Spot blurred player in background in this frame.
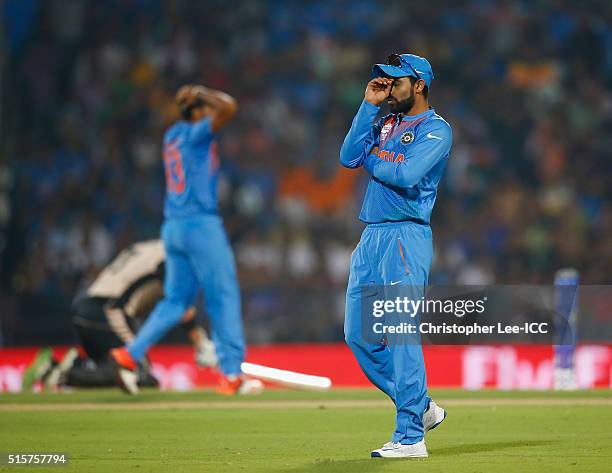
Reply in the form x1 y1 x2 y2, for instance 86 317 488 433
340 53 451 458
22 240 217 391
111 85 261 395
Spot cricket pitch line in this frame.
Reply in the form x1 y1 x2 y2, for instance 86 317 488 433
1 398 611 412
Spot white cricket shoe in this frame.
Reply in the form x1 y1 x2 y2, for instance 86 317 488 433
116 367 139 395
423 400 447 432
371 440 428 458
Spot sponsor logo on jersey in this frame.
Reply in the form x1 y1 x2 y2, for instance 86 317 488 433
381 122 393 140
378 150 405 162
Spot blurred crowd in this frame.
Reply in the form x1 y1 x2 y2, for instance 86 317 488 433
2 0 611 344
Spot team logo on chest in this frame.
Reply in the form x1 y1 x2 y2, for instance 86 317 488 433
400 130 415 145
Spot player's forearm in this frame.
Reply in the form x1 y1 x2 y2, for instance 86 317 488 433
364 126 451 187
340 100 380 168
202 88 237 112
202 88 238 131
364 154 430 188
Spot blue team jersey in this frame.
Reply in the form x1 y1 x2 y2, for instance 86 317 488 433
340 101 452 224
162 118 220 219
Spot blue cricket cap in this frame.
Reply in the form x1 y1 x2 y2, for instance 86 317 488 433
372 53 434 87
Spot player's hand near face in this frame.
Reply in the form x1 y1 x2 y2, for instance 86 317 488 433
365 78 392 106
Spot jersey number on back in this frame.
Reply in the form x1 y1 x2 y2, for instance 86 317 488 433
163 141 186 194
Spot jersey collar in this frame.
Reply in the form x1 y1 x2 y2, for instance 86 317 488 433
400 108 435 121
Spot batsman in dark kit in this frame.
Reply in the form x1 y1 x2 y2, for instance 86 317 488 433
22 240 217 391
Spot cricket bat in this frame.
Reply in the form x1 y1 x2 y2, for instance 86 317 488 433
241 362 332 391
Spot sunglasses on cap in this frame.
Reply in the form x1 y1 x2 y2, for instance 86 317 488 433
386 54 422 81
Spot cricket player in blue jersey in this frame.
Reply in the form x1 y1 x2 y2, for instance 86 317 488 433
340 53 451 458
111 85 261 395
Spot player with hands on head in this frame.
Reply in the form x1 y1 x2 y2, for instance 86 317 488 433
110 85 262 396
175 84 238 133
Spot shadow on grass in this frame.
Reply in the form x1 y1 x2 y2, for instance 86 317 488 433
283 458 405 473
282 440 554 472
431 439 554 456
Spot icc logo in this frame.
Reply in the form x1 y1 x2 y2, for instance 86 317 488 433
400 131 415 145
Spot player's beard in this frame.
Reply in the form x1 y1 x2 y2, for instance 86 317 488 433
388 87 415 114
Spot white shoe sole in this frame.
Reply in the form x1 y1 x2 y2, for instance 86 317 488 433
371 444 428 458
371 451 428 458
116 367 139 395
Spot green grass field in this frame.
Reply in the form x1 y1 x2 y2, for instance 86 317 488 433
1 388 610 473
